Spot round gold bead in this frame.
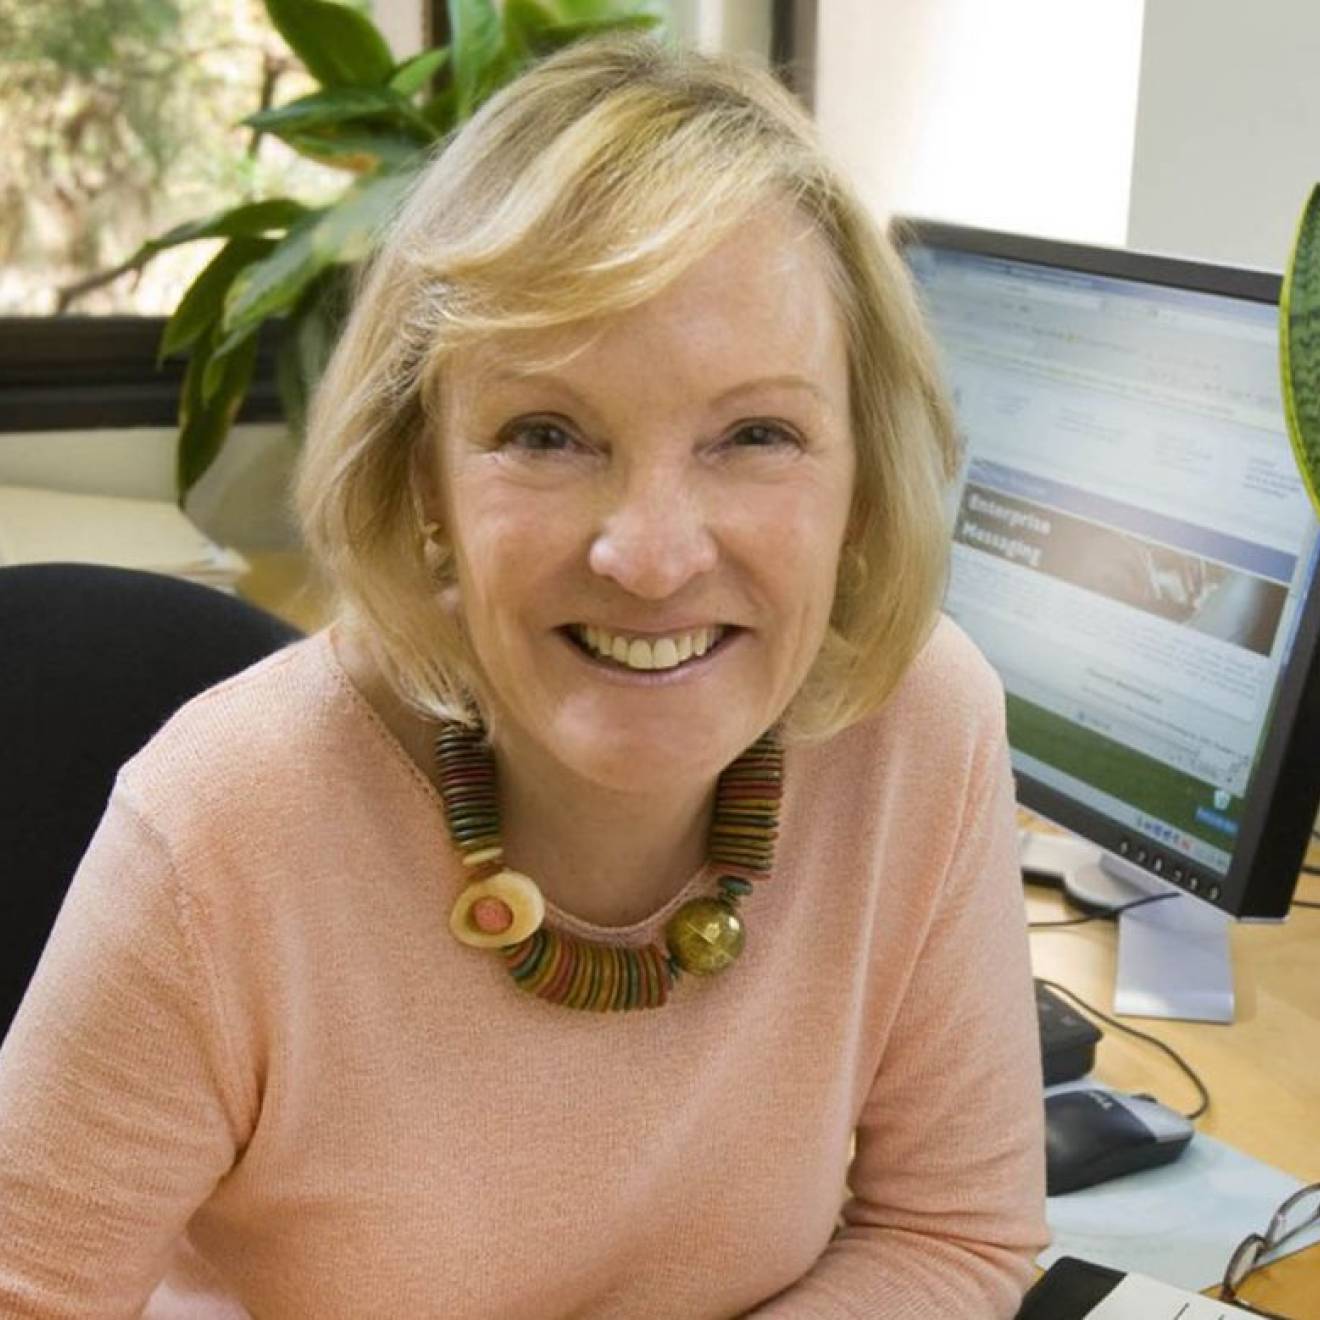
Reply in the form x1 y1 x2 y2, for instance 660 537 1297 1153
665 897 745 976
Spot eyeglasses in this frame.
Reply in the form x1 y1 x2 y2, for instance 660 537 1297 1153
1219 1181 1320 1317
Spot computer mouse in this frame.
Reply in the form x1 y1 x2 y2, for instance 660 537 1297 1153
1045 1088 1194 1195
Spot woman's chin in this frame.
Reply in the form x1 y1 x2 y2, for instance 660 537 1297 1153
548 720 740 797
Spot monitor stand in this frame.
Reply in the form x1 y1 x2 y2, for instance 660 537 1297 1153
1020 831 1234 1024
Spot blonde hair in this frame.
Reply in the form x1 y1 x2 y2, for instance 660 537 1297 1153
295 35 959 743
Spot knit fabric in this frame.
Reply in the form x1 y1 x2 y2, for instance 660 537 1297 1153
0 618 1048 1318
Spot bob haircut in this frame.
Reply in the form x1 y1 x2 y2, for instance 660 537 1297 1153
295 35 959 744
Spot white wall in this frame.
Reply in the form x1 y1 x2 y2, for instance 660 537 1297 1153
1127 0 1320 270
816 0 1320 270
668 0 774 59
815 0 1145 243
373 0 425 59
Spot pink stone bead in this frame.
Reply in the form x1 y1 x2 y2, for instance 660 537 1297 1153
471 896 514 934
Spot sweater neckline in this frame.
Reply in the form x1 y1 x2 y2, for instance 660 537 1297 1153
314 628 714 944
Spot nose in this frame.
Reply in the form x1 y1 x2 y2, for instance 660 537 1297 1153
587 466 718 600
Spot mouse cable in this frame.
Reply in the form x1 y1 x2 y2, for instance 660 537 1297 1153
1034 977 1211 1122
1026 891 1178 928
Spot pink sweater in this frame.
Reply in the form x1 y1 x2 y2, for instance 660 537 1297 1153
0 618 1047 1318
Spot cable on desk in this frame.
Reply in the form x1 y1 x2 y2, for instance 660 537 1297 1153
1026 891 1178 929
1034 977 1211 1122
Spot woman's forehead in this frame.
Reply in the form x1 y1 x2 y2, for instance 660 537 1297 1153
444 212 848 403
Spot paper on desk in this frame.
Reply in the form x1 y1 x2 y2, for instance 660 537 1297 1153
1040 1082 1320 1293
1086 1272 1256 1318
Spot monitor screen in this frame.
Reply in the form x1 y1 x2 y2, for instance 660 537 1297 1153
897 220 1320 922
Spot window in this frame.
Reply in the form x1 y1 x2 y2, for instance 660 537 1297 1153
0 1 811 432
0 0 343 318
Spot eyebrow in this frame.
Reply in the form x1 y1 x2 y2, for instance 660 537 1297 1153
486 369 835 412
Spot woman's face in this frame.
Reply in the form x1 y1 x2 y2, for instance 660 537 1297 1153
426 210 855 795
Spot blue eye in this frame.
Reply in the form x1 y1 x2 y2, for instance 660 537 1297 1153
501 417 579 453
729 421 799 449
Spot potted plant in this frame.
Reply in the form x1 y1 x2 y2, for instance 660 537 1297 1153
1281 184 1320 518
137 0 665 498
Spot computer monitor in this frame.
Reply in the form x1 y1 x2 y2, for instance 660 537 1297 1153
894 218 1320 1023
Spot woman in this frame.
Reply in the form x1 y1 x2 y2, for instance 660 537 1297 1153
0 36 1048 1318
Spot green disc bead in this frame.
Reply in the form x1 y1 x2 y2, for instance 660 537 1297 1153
664 897 745 976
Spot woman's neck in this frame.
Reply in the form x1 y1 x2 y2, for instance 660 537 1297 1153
494 735 716 927
332 629 716 928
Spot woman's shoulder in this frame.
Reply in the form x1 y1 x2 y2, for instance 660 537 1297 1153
112 629 382 835
894 612 1006 730
792 614 1006 791
841 614 1004 751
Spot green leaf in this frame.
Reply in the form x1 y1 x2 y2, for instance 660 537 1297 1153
389 45 451 97
220 172 413 343
177 327 262 498
1281 183 1320 519
448 0 512 118
276 271 352 439
137 200 309 265
527 13 661 52
420 86 460 134
504 0 662 57
159 236 276 363
264 0 396 88
282 128 422 174
547 0 666 19
244 85 437 141
502 0 557 57
203 312 272 400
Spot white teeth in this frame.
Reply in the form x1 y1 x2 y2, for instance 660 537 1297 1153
576 625 726 671
652 638 679 669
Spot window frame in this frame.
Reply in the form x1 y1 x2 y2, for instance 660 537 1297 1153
0 2 815 435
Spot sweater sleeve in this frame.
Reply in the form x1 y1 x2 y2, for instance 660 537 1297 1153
748 711 1049 1318
0 788 250 1319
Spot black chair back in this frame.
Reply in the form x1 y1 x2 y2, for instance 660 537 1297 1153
0 563 301 1040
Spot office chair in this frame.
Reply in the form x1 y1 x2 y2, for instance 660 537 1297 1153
0 562 302 1042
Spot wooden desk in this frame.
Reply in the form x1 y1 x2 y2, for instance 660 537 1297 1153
1028 838 1320 1313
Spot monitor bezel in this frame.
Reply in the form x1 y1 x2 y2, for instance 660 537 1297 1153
894 216 1320 920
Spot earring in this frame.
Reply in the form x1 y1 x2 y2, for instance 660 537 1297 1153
420 520 452 580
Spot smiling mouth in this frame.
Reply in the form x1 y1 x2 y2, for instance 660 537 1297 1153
566 624 733 672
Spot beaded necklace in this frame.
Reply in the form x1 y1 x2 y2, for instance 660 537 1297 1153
436 723 783 1011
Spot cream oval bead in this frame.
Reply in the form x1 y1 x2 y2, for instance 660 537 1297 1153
450 869 546 948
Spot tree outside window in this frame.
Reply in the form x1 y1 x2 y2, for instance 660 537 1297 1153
0 0 344 316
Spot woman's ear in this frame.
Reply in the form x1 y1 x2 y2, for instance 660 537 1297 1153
411 441 444 529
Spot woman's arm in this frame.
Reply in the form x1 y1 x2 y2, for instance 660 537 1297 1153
0 790 248 1317
748 724 1049 1319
